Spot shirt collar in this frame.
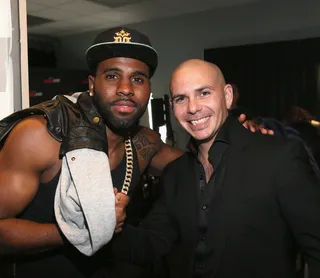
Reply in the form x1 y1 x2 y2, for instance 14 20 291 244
187 115 231 157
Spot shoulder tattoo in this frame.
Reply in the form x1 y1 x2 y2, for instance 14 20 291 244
132 131 159 161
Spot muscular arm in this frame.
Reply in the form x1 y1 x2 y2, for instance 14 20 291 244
0 116 64 254
149 141 184 174
132 127 184 174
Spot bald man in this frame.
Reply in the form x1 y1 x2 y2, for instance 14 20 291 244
113 59 320 278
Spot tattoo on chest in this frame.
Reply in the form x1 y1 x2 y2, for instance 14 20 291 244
132 132 157 161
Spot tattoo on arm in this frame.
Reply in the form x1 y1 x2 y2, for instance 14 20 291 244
132 132 158 161
139 147 157 161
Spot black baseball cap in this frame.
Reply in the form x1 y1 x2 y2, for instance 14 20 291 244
86 27 158 77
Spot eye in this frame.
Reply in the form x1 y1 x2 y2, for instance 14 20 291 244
200 91 210 97
174 96 187 104
105 74 118 80
131 76 144 83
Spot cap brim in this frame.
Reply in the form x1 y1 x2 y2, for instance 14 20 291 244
86 43 158 77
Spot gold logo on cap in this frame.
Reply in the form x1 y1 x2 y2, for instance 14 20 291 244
114 29 131 43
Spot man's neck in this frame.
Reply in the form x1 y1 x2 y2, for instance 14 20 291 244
198 141 214 183
197 137 214 163
196 115 228 162
106 127 126 152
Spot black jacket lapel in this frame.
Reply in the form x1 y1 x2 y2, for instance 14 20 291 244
210 117 253 275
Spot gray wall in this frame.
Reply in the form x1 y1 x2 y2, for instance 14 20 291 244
55 0 320 149
11 0 22 112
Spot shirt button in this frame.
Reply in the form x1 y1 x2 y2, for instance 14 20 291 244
202 205 207 210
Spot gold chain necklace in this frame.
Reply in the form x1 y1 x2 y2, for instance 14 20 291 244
121 136 133 195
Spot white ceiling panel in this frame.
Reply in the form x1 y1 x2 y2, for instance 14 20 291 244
94 10 142 22
41 16 104 29
27 2 48 13
27 0 75 6
27 0 264 37
29 7 79 21
56 0 112 15
67 15 110 27
87 0 147 8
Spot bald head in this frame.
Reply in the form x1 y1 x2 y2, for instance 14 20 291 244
170 59 226 93
170 59 233 143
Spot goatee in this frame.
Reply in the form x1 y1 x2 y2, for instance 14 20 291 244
93 92 147 134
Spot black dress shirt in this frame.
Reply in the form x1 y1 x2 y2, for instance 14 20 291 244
187 123 229 277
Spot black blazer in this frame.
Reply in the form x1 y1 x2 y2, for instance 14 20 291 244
113 117 320 278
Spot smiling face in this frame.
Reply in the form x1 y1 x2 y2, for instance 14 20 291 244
88 57 151 132
170 59 233 144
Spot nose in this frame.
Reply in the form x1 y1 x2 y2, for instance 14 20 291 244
187 98 202 114
116 78 134 97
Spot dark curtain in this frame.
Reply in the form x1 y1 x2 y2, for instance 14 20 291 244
204 38 320 120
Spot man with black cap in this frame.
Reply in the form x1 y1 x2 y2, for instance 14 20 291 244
0 26 267 278
0 26 184 278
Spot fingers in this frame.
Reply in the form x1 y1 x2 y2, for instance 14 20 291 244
115 208 126 226
117 222 124 228
115 209 126 231
116 193 130 207
258 126 268 134
256 125 274 135
115 222 124 233
238 113 247 124
243 120 256 132
249 124 257 132
268 129 275 135
115 228 122 233
115 193 130 233
239 116 274 135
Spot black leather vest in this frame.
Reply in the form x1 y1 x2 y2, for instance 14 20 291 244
0 92 108 156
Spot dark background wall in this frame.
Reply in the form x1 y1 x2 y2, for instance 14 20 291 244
204 37 320 120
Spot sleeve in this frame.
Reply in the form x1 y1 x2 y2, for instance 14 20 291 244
276 140 320 278
112 163 180 265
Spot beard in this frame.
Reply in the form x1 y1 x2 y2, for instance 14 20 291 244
93 91 148 134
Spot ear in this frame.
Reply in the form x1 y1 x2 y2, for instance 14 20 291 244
169 87 173 108
224 84 233 109
169 97 173 108
88 75 95 95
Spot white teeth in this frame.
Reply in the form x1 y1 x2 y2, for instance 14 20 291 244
191 117 209 125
